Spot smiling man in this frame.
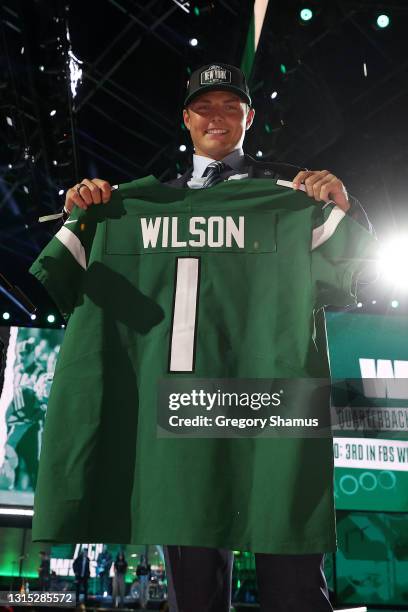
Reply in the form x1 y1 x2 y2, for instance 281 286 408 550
183 89 254 160
35 62 375 612
63 63 371 232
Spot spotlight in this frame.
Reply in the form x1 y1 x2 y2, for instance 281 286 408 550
50 109 57 117
39 65 45 71
299 7 313 22
271 91 278 100
58 189 64 195
8 163 12 169
256 150 263 157
23 186 29 194
280 64 287 75
31 314 37 320
179 144 187 152
357 302 363 308
391 300 399 308
189 38 198 47
378 235 408 291
371 300 377 305
2 312 10 320
47 314 56 323
376 14 390 29
6 116 13 127
53 160 58 166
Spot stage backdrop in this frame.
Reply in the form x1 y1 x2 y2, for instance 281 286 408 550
1 315 408 511
326 312 408 512
0 326 64 507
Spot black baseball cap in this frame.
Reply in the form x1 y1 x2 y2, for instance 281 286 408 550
184 63 252 107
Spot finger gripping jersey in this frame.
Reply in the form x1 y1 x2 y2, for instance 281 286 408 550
29 176 376 552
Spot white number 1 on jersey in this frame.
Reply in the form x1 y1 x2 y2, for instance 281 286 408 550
169 257 200 372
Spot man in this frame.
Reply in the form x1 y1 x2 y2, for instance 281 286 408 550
73 548 90 605
63 64 371 232
38 551 50 592
96 544 112 596
34 63 374 612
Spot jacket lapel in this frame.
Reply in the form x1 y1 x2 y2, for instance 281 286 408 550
164 167 193 187
243 154 256 178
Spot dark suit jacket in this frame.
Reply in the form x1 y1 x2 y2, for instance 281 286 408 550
165 154 373 234
166 154 301 186
73 555 90 579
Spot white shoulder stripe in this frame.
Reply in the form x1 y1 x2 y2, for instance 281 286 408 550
276 179 306 192
312 206 346 251
55 225 87 270
227 173 249 180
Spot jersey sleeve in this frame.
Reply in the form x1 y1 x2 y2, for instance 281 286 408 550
311 203 378 309
29 206 97 320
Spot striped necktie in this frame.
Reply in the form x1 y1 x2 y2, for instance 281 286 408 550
201 161 226 188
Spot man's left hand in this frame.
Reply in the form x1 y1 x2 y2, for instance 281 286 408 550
292 170 350 212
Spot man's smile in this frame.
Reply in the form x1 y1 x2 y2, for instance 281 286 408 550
205 129 229 138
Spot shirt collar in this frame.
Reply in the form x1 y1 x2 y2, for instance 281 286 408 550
192 148 245 179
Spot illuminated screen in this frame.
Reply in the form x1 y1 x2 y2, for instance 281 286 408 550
0 530 165 589
324 510 408 607
326 312 408 512
0 326 64 507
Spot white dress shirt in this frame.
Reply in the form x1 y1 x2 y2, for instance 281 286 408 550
187 148 248 188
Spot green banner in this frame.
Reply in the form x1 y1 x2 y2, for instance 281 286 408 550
240 14 255 80
326 311 408 512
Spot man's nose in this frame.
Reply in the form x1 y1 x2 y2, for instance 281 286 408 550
208 110 225 122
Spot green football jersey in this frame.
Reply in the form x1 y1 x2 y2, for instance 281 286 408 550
29 176 376 553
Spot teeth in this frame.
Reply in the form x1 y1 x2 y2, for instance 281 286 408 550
206 129 227 134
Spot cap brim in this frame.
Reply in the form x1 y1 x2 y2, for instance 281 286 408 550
184 84 251 108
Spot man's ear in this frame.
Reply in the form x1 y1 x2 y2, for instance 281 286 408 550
245 107 255 131
183 108 191 131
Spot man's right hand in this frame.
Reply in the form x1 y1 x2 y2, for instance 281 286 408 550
64 178 112 214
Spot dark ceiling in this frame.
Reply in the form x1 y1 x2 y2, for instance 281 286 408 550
1 0 408 323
